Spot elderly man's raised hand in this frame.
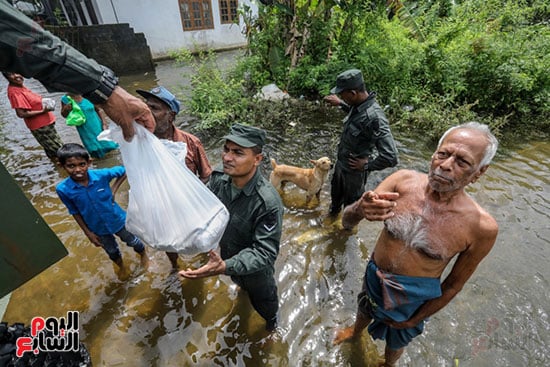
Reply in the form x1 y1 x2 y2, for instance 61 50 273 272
360 191 399 221
342 190 400 229
99 86 155 141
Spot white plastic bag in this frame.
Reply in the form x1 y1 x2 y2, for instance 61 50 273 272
160 139 188 165
103 122 229 255
42 97 56 110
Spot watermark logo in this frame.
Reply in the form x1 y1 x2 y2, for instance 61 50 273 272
15 311 80 357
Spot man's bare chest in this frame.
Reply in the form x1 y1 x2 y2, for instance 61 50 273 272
384 194 468 261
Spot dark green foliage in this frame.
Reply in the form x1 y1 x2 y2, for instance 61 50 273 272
179 0 549 139
170 49 251 129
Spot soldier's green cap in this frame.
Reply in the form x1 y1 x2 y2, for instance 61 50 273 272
330 69 364 94
224 123 266 148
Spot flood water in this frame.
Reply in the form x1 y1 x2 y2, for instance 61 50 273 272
1 57 549 367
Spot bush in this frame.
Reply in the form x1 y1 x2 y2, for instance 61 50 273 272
171 49 250 129
178 0 549 139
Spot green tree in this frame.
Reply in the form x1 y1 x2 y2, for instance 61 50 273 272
181 0 549 138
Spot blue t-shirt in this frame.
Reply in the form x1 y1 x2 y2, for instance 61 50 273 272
56 166 126 235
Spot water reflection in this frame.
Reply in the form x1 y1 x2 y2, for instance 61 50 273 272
1 59 549 366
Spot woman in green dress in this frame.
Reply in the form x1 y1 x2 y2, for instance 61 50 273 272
61 94 119 159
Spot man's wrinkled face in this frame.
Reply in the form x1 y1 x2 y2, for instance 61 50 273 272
428 129 488 192
146 97 174 137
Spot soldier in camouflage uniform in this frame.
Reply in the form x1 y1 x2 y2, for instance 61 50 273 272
180 123 283 331
324 69 399 216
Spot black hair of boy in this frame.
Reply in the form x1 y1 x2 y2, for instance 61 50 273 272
57 143 90 165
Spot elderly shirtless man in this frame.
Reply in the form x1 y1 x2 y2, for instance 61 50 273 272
335 122 499 366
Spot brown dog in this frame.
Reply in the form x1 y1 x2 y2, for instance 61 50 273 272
270 157 333 203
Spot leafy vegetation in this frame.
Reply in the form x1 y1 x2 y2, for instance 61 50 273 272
176 0 549 139
170 49 251 129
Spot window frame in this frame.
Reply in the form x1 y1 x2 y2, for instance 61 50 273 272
178 0 214 31
218 0 239 24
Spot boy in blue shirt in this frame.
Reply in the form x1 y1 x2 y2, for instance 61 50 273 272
56 143 148 269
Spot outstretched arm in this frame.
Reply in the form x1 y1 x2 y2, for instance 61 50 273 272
1 3 109 100
0 2 154 140
342 191 399 229
14 106 51 119
94 105 109 130
324 94 350 112
110 173 127 197
99 87 155 140
341 170 408 229
179 250 226 278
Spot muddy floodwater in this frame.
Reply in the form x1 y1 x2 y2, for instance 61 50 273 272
1 57 549 366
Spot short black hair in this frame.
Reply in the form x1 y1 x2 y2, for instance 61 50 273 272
57 143 90 165
2 72 13 80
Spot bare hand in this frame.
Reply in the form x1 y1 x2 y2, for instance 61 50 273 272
178 250 226 279
99 86 155 141
333 326 357 345
87 232 103 247
324 94 342 106
348 156 368 171
358 191 399 221
60 102 72 117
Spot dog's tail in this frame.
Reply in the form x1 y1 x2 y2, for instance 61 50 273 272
270 158 277 170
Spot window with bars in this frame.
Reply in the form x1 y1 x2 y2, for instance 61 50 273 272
179 0 214 30
219 0 238 24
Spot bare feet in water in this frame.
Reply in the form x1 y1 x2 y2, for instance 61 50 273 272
166 252 179 272
139 250 149 270
333 326 356 345
333 327 390 366
114 259 130 280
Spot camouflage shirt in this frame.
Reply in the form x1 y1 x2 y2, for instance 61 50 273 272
208 167 283 276
337 92 398 172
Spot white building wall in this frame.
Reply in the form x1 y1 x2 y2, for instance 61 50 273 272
93 0 255 58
